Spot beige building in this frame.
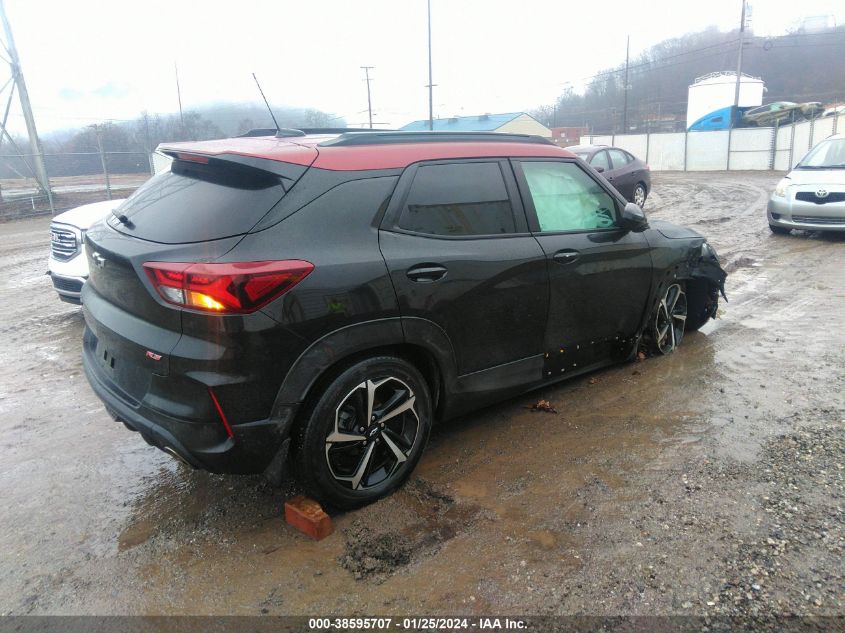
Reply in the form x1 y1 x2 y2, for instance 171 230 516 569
401 112 552 137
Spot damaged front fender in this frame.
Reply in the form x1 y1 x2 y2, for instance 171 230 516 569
693 242 728 302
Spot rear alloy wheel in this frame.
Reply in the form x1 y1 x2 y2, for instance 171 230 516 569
295 357 431 509
652 283 687 355
633 182 647 208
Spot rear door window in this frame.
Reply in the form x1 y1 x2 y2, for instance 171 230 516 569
397 162 517 236
109 159 287 244
607 149 631 168
590 151 611 171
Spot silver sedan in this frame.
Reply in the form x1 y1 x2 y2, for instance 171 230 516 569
767 133 845 234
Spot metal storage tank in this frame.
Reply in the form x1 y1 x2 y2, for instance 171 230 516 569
686 72 765 130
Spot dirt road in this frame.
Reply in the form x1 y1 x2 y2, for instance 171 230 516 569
1 172 843 618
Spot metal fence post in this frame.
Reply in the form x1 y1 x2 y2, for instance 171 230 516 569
787 119 796 169
808 115 815 151
94 126 112 200
770 123 778 170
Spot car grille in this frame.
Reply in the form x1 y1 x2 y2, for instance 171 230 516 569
795 191 845 204
50 225 80 260
51 276 84 293
792 215 845 225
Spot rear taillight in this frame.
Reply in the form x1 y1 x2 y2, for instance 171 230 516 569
143 260 314 314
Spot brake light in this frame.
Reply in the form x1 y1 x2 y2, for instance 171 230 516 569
143 260 314 313
175 152 210 164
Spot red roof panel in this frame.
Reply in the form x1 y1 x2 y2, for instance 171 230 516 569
158 135 575 172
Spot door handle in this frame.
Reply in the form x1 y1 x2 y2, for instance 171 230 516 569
406 264 447 282
553 249 580 264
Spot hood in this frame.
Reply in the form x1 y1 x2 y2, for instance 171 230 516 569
785 169 845 187
650 219 704 240
52 199 125 230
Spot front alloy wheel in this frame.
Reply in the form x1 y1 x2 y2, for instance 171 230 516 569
653 283 687 354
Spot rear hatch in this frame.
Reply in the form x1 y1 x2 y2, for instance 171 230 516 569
83 149 314 401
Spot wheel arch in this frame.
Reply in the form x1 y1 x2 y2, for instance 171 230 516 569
272 318 456 422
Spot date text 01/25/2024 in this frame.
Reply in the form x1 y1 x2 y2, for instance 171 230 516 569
308 617 527 630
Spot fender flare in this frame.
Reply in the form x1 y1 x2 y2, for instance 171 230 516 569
271 317 459 409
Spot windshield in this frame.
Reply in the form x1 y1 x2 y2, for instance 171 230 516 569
797 138 845 169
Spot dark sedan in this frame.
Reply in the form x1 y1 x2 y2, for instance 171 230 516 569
569 145 651 207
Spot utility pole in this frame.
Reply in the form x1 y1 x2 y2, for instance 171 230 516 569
175 62 185 137
622 35 630 134
426 0 434 130
0 0 51 205
727 0 747 170
361 66 374 129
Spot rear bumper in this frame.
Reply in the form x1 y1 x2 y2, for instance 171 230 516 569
82 325 299 474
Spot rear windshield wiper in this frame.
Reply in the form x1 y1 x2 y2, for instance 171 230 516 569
111 209 134 229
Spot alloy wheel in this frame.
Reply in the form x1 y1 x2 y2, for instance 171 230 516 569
654 283 687 354
325 377 420 491
633 184 647 208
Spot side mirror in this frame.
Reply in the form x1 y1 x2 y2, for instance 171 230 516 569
620 202 648 231
594 165 605 173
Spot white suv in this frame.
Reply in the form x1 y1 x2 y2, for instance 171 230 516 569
48 199 125 303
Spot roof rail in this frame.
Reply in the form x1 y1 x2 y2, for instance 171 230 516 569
237 127 397 139
319 131 554 147
297 127 396 134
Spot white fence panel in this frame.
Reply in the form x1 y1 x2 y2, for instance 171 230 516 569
580 114 840 172
686 131 729 170
647 133 686 170
792 121 813 166
729 128 773 170
811 117 835 145
614 134 648 159
774 124 793 171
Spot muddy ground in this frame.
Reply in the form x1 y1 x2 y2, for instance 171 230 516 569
0 171 843 618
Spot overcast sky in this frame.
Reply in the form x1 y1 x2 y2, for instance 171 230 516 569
3 0 844 134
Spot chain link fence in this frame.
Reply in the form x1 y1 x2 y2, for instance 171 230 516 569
0 151 157 221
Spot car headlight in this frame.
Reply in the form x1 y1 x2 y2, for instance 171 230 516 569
772 178 790 198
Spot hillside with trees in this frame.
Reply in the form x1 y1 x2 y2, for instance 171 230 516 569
0 103 341 179
532 24 845 134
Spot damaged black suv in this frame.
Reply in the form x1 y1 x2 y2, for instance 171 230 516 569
81 130 727 509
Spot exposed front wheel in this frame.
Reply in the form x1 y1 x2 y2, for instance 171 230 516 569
651 283 687 354
294 356 432 510
632 182 647 208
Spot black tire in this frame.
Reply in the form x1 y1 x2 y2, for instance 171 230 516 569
769 224 791 235
294 356 432 510
649 282 687 355
632 182 648 208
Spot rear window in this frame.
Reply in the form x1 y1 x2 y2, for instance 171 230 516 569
397 162 516 236
109 160 287 243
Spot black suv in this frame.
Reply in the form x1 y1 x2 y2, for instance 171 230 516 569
82 130 726 509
